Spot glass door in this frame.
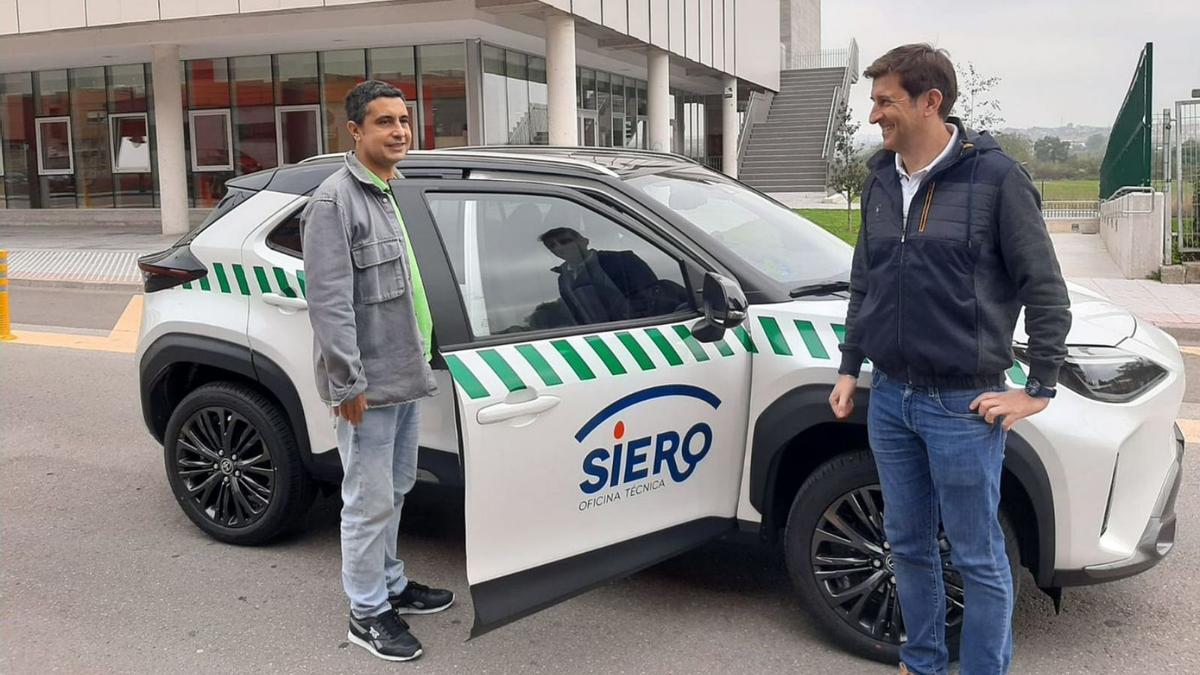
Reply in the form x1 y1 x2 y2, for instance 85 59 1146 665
577 109 598 147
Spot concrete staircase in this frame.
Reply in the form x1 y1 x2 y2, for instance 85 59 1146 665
740 67 847 194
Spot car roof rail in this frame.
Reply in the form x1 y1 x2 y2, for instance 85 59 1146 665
296 149 620 177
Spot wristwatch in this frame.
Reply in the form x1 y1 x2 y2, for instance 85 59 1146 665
1024 377 1057 399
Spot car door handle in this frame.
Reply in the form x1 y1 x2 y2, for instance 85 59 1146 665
263 293 308 311
477 395 560 425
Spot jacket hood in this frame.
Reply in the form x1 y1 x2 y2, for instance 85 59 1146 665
867 116 1001 174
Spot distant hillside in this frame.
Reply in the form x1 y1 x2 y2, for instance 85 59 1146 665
998 123 1110 143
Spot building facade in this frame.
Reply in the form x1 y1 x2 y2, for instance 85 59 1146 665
0 0 790 231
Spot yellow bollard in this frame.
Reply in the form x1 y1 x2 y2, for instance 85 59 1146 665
0 249 14 341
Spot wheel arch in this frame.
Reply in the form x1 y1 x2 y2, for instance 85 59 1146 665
750 384 1056 584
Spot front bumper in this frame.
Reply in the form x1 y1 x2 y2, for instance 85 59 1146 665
1052 424 1185 586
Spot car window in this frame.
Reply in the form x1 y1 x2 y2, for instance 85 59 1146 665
174 186 256 247
626 166 852 287
267 211 303 258
426 192 692 338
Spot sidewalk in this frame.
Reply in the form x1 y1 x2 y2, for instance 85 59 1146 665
1051 233 1200 339
1 225 178 289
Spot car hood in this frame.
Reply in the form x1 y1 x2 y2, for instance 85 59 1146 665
1012 282 1136 348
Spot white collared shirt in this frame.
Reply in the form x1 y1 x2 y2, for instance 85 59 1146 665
896 123 959 221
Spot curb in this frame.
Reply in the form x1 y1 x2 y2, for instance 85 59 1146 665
8 278 142 292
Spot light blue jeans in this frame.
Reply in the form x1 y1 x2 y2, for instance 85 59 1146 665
869 370 1014 675
336 402 419 619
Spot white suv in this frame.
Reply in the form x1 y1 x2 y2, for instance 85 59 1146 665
136 148 1185 662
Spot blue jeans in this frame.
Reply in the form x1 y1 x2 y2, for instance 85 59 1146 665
868 370 1013 675
336 402 420 619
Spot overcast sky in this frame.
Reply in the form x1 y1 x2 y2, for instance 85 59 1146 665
821 0 1200 134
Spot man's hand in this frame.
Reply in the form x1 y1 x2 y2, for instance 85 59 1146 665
336 393 368 427
970 390 1049 431
829 375 857 420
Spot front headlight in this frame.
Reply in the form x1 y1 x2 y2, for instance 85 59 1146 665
1013 346 1168 403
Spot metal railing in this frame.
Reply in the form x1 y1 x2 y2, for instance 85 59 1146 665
736 90 773 169
783 39 860 71
1042 200 1100 219
821 40 860 180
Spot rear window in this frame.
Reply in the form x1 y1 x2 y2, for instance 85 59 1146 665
173 187 257 246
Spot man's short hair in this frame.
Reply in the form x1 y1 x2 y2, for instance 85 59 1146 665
539 227 584 245
345 80 406 126
863 44 957 119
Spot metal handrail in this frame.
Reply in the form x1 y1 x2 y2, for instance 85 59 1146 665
1101 186 1156 216
821 40 859 169
737 90 773 168
821 86 841 160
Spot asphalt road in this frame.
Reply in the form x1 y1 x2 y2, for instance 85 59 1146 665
2 288 1198 674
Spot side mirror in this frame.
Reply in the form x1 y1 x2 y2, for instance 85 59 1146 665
690 272 748 343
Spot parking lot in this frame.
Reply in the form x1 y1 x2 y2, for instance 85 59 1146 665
2 287 1199 674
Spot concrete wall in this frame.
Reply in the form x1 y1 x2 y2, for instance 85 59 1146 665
1099 192 1165 279
1045 216 1099 234
780 0 819 61
0 0 783 89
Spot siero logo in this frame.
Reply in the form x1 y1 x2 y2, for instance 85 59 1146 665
575 385 721 503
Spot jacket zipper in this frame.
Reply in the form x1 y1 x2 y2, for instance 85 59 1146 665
917 182 937 233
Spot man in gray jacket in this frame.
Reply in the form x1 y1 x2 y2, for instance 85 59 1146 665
302 80 453 663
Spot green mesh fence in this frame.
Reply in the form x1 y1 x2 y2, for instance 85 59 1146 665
1099 43 1153 199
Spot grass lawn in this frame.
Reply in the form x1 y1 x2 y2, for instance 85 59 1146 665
797 208 861 246
1034 178 1100 201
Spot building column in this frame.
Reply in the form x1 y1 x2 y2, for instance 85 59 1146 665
545 11 577 146
722 75 738 178
151 44 189 235
647 48 670 153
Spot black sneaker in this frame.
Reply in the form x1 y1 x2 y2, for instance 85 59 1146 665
389 581 455 615
347 611 423 662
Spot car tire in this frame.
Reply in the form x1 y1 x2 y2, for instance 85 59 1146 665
163 382 315 545
784 449 1020 664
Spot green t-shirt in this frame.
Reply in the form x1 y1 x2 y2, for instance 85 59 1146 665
367 171 434 362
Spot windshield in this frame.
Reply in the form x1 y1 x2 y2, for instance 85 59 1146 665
626 166 852 287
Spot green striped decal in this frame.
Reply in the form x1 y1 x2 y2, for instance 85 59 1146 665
758 316 791 356
585 335 627 375
732 325 758 353
616 332 655 371
197 274 211 292
831 323 847 344
672 324 710 362
445 355 489 400
478 349 526 392
212 263 232 294
713 337 735 357
182 281 193 290
273 267 297 298
232 264 251 296
516 344 563 386
1007 361 1028 386
552 340 596 381
253 266 272 293
794 320 830 359
295 270 306 297
645 327 684 366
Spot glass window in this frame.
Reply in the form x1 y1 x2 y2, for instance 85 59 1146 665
230 55 277 174
70 67 113 208
505 51 529 144
637 81 647 117
36 117 73 175
528 57 547 145
426 192 691 337
580 68 596 110
417 44 468 149
626 166 853 287
481 45 508 145
369 47 419 148
276 105 322 165
267 211 303 258
321 50 366 154
274 53 319 106
2 72 35 208
186 59 231 109
597 71 611 147
107 64 148 113
34 70 69 117
189 109 233 171
110 113 151 173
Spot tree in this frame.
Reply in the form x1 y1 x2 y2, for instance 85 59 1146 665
827 103 870 231
993 131 1032 164
1034 135 1070 162
953 63 1004 131
1084 132 1109 156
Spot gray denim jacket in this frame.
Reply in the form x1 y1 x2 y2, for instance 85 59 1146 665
300 152 437 407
